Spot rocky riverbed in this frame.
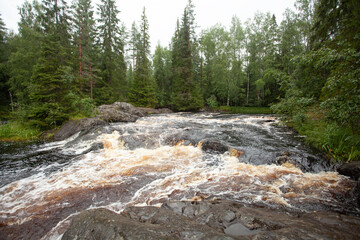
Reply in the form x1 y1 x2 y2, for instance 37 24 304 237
62 200 360 240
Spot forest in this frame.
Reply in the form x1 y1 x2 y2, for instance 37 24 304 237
0 0 359 162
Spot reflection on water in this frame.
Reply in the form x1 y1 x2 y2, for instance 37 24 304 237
0 113 358 239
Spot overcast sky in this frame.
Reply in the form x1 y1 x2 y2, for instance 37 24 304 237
0 0 295 52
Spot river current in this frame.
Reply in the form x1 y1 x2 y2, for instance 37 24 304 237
0 113 358 239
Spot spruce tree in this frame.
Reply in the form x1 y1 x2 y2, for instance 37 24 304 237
171 2 203 111
153 44 172 107
97 0 127 104
72 0 99 102
129 7 157 107
29 0 73 128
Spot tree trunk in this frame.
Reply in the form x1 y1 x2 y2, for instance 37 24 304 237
78 8 82 90
90 66 93 102
9 91 14 112
227 88 230 106
246 72 250 105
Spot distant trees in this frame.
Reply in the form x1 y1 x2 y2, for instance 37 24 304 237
1 0 359 138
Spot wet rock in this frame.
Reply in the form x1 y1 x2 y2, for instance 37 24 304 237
54 117 106 141
62 206 236 240
222 211 236 223
201 140 244 158
337 161 360 180
96 102 146 123
62 200 360 240
276 155 291 165
201 140 228 153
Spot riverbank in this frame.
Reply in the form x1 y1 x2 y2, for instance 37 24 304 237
216 106 273 114
282 110 360 163
0 121 42 141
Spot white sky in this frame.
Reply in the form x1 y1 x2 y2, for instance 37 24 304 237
0 0 296 52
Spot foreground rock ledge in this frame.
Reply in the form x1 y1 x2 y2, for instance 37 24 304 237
62 200 360 240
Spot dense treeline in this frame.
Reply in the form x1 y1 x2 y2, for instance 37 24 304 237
0 0 359 160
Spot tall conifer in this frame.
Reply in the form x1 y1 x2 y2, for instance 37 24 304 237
171 1 203 111
30 0 73 128
97 0 126 103
129 7 157 107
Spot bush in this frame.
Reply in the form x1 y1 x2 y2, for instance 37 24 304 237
206 95 218 109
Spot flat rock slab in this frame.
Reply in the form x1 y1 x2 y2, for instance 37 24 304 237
62 200 360 240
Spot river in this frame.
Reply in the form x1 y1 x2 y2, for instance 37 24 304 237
0 113 359 239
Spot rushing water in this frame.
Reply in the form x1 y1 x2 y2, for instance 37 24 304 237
0 113 358 239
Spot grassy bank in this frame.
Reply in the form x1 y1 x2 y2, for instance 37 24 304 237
0 121 42 141
285 111 360 163
216 106 273 114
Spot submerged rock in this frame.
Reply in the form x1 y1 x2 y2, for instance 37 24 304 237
201 140 245 158
62 200 360 240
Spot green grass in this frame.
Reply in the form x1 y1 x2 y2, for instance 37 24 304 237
216 106 273 114
288 113 360 163
0 121 42 141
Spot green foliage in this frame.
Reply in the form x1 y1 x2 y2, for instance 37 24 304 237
170 2 204 111
0 13 11 112
218 106 273 114
153 44 172 107
206 95 218 108
129 8 158 108
97 0 127 103
289 115 360 163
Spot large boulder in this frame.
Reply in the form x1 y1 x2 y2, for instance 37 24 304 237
96 102 146 123
337 161 360 180
53 117 106 141
62 200 360 240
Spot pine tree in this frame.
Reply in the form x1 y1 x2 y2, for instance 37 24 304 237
97 0 127 104
129 7 157 107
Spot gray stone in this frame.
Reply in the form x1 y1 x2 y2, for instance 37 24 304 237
62 200 360 240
